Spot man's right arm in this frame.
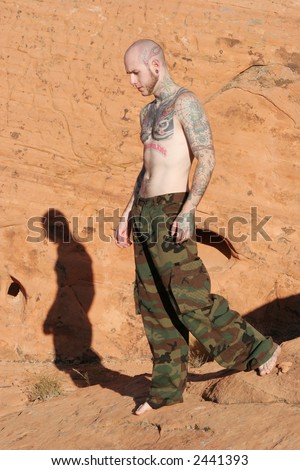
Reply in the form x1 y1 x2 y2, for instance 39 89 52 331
115 105 148 248
115 166 145 248
120 165 145 221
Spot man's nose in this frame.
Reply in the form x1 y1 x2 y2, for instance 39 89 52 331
130 74 137 86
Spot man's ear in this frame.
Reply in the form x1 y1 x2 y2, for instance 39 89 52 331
151 58 160 72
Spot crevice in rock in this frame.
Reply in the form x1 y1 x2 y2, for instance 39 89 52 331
204 64 296 125
7 276 27 302
7 282 20 297
204 64 266 104
231 86 296 125
150 422 162 441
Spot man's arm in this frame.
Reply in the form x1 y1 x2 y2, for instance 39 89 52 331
122 164 145 219
115 165 145 248
172 92 215 242
115 105 149 248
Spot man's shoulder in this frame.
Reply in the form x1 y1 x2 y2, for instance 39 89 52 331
174 88 201 106
174 90 205 121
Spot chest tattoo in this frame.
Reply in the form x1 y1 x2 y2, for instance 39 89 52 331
144 142 167 157
140 87 188 145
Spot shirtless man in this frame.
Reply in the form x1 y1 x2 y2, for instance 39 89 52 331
115 39 281 416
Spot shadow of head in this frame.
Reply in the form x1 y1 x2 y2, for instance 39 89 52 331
42 208 72 244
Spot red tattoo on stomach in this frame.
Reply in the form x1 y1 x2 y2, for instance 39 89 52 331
144 142 167 157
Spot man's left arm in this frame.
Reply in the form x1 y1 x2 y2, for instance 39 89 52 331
173 92 215 242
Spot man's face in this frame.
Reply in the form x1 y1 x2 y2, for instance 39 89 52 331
124 50 158 96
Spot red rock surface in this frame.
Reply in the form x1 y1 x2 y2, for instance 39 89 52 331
0 0 299 450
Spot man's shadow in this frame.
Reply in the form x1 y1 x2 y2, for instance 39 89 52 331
243 293 300 344
42 209 150 406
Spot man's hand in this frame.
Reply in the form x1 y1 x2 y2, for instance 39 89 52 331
170 210 195 243
115 217 132 248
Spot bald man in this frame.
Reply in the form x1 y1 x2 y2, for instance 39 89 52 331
115 39 280 416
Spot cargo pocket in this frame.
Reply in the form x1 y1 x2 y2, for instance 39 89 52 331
169 256 211 315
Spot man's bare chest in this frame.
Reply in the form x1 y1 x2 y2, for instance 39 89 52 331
141 88 188 144
141 102 175 143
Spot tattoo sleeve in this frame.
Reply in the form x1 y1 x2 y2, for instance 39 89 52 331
121 165 145 220
175 93 215 209
133 166 145 198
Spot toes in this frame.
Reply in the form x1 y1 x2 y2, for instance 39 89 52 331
258 345 281 376
134 402 152 415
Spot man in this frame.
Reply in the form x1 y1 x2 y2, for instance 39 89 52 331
115 39 280 416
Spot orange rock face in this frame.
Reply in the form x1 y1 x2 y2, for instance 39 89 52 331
0 0 299 451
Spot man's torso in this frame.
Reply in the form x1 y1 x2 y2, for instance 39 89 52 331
139 87 193 198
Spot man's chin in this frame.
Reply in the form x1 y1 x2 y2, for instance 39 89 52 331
141 89 152 97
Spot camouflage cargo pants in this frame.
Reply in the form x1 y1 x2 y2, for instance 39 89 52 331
131 192 276 409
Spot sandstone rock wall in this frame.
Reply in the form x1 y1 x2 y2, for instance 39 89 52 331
0 0 299 362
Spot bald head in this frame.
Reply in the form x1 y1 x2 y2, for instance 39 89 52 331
124 39 169 97
124 39 166 70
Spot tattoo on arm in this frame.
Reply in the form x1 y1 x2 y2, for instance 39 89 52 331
122 166 145 220
176 93 215 208
134 166 145 198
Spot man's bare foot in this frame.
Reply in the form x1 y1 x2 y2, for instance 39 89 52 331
258 345 281 376
134 402 153 416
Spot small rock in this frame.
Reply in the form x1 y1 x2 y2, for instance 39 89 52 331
277 362 293 374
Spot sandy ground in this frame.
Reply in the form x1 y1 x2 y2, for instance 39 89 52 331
0 338 299 450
